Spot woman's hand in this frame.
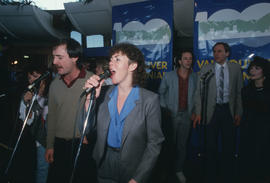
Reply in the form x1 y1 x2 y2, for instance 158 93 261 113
84 74 105 100
84 74 105 111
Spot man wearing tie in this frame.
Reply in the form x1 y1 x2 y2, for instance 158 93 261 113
193 42 243 183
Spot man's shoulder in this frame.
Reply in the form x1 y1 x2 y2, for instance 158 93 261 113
202 63 214 69
50 75 61 88
199 63 214 74
163 70 177 79
85 70 94 78
228 61 241 69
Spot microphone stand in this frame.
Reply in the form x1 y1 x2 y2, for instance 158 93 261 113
198 72 214 158
5 87 39 175
69 89 96 183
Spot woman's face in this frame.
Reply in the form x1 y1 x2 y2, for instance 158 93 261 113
249 65 264 81
28 71 41 84
109 52 135 85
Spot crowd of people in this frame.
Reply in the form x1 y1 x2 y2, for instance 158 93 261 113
6 38 270 183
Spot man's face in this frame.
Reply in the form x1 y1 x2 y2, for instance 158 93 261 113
95 65 104 75
179 52 193 70
213 44 229 65
52 44 78 76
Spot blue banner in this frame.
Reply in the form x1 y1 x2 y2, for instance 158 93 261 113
112 0 173 91
194 0 270 81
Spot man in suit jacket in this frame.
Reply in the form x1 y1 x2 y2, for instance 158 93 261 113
159 50 197 183
193 42 243 183
84 43 164 183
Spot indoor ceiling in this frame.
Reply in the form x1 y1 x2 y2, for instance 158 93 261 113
0 0 194 46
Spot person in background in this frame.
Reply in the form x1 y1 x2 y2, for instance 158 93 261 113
95 58 113 85
159 50 197 183
45 38 95 183
193 42 243 183
240 56 270 183
10 63 51 183
20 63 51 183
84 43 164 183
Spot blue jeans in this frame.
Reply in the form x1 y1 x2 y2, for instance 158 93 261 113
36 145 49 183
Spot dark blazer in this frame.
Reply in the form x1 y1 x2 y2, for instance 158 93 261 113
93 86 164 183
194 62 243 124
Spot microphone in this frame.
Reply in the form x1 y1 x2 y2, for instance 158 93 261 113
82 69 111 95
200 69 213 80
28 71 50 90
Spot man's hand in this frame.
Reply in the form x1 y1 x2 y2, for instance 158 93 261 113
234 115 241 126
193 115 201 128
23 91 33 103
190 113 196 121
83 136 88 144
45 148 54 163
128 179 138 183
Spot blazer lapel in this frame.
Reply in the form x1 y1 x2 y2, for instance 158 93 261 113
100 89 113 145
173 70 179 107
227 62 233 93
121 91 141 146
210 64 217 98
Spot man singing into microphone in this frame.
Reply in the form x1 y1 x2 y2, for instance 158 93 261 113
45 38 95 183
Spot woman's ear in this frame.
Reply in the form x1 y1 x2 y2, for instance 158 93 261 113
129 62 138 72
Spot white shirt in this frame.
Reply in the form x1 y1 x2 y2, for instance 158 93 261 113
215 62 229 103
19 95 47 147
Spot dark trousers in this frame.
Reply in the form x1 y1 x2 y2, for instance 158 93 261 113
47 137 97 183
204 104 235 183
98 147 123 183
8 125 36 183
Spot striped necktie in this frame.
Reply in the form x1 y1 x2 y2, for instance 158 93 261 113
218 66 224 104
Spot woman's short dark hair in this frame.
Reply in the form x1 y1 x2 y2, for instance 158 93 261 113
248 56 270 88
53 38 83 69
248 56 269 75
25 63 52 97
109 43 146 87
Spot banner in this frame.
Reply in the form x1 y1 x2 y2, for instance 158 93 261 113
194 0 270 81
112 0 173 91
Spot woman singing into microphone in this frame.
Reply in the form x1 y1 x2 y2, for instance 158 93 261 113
84 43 164 183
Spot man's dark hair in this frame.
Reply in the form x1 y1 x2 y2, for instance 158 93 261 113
53 38 83 69
176 49 194 68
109 43 146 87
213 42 230 55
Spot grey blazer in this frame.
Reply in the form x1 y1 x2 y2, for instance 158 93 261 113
159 70 198 116
93 86 164 183
194 62 243 124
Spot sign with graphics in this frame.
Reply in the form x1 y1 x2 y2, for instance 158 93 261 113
194 0 270 81
112 0 173 91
